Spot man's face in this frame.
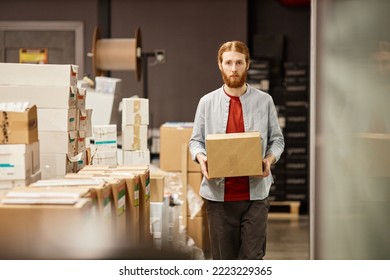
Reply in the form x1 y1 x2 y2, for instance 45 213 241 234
219 51 248 88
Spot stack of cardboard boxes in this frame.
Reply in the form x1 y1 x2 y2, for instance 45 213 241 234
0 103 41 188
77 164 152 247
91 124 118 165
159 122 209 252
0 163 154 258
0 63 92 179
121 97 150 165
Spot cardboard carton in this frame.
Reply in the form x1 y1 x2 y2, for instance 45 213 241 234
29 178 115 242
0 105 38 144
0 195 94 259
150 173 165 203
79 165 152 246
39 130 77 155
0 142 40 180
65 172 141 247
0 85 76 109
0 170 41 190
121 124 148 151
122 98 149 125
122 149 150 165
159 122 200 172
206 131 263 178
37 108 76 131
0 63 78 87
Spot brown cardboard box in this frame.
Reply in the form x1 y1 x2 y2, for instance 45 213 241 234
105 178 127 245
150 173 165 202
114 166 152 247
79 165 152 247
0 195 94 258
188 172 202 194
120 174 141 246
159 123 200 172
0 105 38 144
29 178 115 241
206 131 263 178
187 215 210 253
64 172 141 247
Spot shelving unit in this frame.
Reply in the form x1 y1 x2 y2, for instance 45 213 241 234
248 38 309 214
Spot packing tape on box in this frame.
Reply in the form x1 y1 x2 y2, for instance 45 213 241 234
0 112 38 143
132 125 140 150
133 99 141 113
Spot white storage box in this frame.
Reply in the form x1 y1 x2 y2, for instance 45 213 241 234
122 98 149 125
40 153 78 179
85 89 113 126
39 131 77 155
93 125 117 150
121 124 148 151
0 170 41 189
0 85 77 109
91 150 117 166
0 63 78 87
0 142 40 180
37 108 76 131
122 150 150 165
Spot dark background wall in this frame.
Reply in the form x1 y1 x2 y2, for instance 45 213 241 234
0 0 310 129
249 0 310 63
109 0 247 128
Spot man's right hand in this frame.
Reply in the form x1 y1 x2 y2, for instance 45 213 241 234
196 153 209 179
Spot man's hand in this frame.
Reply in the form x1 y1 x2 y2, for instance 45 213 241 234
196 153 209 179
258 154 276 178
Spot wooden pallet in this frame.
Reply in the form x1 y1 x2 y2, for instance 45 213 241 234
268 201 301 220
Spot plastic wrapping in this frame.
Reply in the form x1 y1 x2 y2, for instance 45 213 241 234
187 184 204 219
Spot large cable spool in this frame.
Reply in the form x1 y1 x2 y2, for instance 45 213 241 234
90 27 142 81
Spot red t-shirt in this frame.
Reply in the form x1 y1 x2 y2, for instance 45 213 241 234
224 90 250 201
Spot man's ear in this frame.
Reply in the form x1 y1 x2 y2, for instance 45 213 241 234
218 62 222 71
246 60 250 70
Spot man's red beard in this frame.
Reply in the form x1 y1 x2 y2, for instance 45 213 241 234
221 70 247 88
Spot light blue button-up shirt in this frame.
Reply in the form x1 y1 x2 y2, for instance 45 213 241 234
189 84 285 201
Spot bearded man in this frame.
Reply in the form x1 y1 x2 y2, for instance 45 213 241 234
189 41 285 260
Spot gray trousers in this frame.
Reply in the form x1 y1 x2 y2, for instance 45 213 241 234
206 198 270 260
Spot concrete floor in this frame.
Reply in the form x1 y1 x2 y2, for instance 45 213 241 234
265 215 310 260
